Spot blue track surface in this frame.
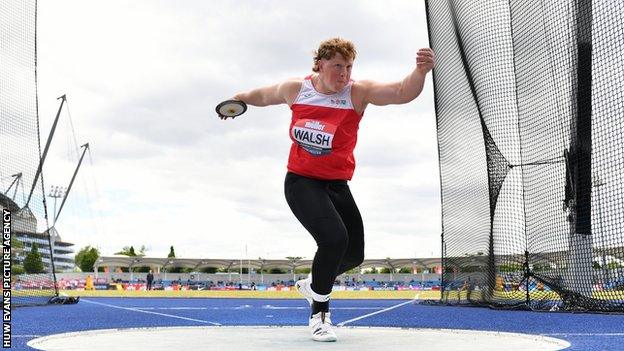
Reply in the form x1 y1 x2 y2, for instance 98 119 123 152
12 297 624 350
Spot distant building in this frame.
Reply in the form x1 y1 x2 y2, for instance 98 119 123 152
15 226 76 272
2 194 75 272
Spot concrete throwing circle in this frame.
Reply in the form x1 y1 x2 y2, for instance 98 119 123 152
28 326 570 350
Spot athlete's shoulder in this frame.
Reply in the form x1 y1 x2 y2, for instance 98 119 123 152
282 77 304 86
351 79 373 112
351 79 375 90
281 77 305 106
281 77 306 93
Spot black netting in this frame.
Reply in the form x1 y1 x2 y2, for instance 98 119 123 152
1 0 58 306
427 0 624 312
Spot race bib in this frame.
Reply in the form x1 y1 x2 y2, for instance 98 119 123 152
291 119 337 156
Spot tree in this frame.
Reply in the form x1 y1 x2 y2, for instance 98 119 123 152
166 246 184 273
134 245 149 272
202 267 218 274
115 245 149 272
11 238 23 254
168 267 184 273
344 267 360 274
75 246 100 272
115 246 137 256
11 238 24 272
115 245 147 257
24 243 45 274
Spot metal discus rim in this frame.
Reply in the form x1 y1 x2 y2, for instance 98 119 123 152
216 100 247 118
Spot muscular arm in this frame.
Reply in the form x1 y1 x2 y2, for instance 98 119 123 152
233 78 302 107
355 48 435 109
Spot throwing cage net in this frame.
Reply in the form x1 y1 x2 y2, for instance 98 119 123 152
426 0 623 312
1 0 59 306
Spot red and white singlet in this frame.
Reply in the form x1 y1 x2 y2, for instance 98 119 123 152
287 75 363 180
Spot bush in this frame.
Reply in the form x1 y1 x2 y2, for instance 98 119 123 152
75 246 100 272
12 265 24 275
24 243 45 274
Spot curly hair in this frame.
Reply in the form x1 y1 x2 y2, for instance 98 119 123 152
312 38 357 72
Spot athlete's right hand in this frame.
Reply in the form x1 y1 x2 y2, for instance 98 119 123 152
220 95 242 120
216 98 247 120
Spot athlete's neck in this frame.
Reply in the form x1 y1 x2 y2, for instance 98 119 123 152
312 75 338 95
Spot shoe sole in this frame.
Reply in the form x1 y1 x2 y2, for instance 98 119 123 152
312 336 337 342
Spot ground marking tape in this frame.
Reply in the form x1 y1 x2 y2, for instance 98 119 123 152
81 298 221 326
544 333 624 336
337 295 418 327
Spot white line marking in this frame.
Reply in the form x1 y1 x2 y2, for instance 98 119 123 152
13 335 41 338
262 305 383 310
132 305 253 310
129 306 386 311
337 299 416 327
544 333 624 336
134 307 210 310
81 299 221 326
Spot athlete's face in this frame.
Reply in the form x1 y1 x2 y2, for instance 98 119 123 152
319 53 353 93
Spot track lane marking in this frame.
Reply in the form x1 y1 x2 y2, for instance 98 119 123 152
337 295 418 327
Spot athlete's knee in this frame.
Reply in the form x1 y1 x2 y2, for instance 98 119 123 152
313 219 348 252
342 250 364 270
319 233 348 253
351 251 364 267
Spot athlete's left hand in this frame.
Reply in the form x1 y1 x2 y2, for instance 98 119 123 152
416 48 435 74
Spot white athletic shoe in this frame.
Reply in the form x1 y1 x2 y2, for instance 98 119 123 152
309 311 337 342
295 275 313 305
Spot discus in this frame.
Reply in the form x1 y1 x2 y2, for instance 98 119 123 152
216 100 247 120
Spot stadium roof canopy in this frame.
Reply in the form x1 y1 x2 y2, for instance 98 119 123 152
94 256 441 272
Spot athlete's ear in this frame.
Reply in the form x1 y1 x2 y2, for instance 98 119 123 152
317 59 325 73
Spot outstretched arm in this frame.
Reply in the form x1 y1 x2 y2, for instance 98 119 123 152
356 48 435 107
233 78 302 107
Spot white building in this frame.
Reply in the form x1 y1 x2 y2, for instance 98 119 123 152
2 194 75 272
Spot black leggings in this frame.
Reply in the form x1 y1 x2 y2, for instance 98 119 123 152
284 172 365 296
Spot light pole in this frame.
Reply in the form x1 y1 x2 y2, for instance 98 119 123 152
48 185 66 227
47 185 66 272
